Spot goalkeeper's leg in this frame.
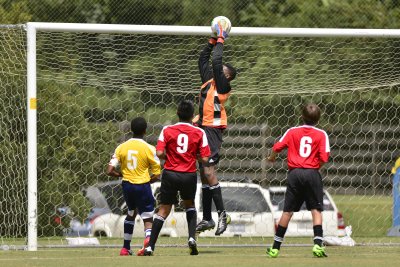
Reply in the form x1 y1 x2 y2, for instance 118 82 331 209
205 166 229 235
196 167 215 233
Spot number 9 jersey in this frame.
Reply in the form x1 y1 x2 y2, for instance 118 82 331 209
156 122 211 173
109 138 161 184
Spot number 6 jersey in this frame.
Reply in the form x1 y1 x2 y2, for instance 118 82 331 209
273 125 330 170
156 122 211 173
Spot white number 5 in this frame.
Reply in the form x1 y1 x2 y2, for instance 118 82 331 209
299 136 312 157
127 150 138 170
177 134 189 153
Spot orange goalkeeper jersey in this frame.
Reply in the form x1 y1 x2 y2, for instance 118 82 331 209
198 79 230 128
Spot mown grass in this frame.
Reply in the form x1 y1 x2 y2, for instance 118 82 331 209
333 194 393 237
1 245 400 267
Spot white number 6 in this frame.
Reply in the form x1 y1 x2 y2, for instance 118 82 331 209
177 134 189 153
299 136 312 158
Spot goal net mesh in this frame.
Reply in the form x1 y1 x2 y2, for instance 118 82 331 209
0 25 27 242
1 25 399 248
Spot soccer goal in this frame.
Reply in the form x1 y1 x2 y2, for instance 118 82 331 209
0 23 399 251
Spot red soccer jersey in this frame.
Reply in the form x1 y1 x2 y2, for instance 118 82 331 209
156 122 211 172
273 125 330 169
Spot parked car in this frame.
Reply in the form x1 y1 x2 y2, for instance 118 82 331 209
53 182 117 236
90 180 276 237
268 186 345 236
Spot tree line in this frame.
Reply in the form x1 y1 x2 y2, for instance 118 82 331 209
1 0 399 237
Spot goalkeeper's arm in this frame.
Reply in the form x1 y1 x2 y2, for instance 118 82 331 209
198 41 214 84
212 42 231 94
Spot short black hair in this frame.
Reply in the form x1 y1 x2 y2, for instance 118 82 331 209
224 63 237 81
302 103 321 125
130 117 147 135
177 100 194 121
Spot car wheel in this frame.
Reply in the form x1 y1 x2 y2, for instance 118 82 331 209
94 231 108 237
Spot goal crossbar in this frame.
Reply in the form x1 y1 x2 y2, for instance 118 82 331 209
27 22 400 37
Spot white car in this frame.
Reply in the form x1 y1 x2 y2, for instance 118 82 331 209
268 186 345 236
90 181 276 237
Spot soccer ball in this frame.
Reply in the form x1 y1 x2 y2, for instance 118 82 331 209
211 16 232 36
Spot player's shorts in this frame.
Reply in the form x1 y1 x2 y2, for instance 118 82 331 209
122 181 154 218
200 126 224 167
283 168 324 212
160 170 197 205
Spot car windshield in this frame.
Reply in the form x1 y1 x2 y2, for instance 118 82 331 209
205 187 270 213
269 191 334 211
270 192 286 211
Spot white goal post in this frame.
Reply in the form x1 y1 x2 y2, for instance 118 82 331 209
25 23 400 251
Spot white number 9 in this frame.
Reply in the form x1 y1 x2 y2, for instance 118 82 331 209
177 134 189 153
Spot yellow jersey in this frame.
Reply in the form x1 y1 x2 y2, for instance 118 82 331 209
109 138 161 184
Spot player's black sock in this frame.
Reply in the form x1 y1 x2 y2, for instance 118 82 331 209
313 225 323 246
202 185 212 220
186 207 197 239
123 217 135 250
210 183 225 215
272 225 287 250
149 215 165 251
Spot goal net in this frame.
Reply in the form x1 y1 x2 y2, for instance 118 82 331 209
1 24 399 250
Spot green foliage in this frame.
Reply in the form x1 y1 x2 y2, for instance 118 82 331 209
239 0 400 28
0 0 31 24
36 80 122 235
2 0 400 29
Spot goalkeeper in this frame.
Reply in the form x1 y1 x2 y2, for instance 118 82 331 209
194 21 237 236
266 104 330 258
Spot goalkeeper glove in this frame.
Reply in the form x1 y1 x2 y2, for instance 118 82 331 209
208 37 217 45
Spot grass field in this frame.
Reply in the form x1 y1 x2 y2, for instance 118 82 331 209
1 245 400 267
334 194 392 237
1 194 398 266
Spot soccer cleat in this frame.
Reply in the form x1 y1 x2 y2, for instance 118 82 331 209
312 244 328 257
136 247 145 256
137 236 151 256
143 246 153 256
119 247 133 256
226 214 231 224
188 238 199 255
196 219 216 233
215 211 229 236
266 247 279 258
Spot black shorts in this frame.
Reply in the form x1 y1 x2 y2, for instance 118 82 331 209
283 168 324 212
160 170 197 205
200 126 223 167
